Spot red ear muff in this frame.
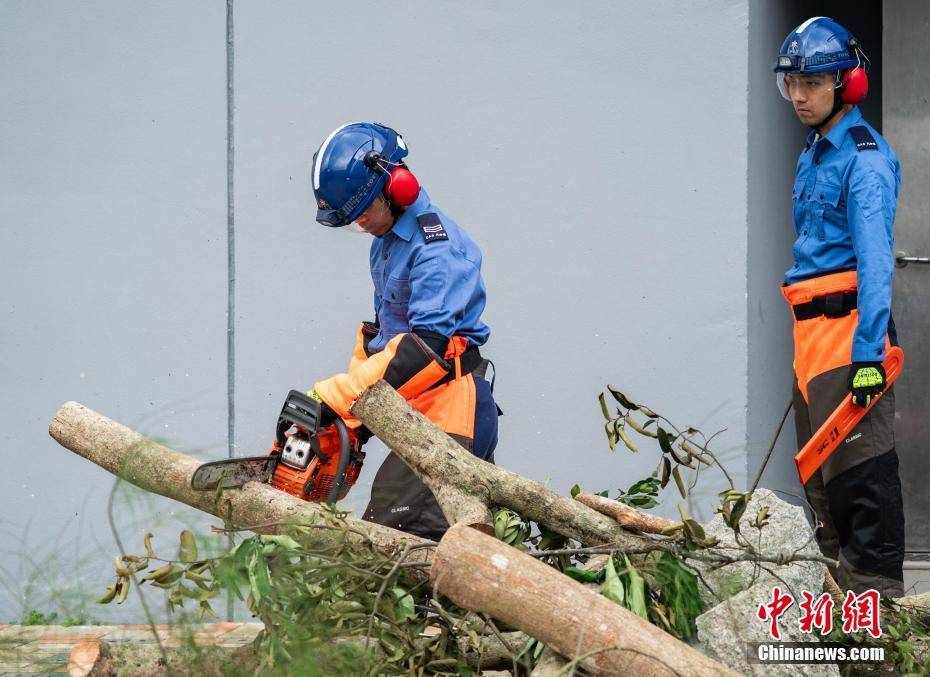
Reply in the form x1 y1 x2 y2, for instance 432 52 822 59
841 66 868 104
384 167 420 207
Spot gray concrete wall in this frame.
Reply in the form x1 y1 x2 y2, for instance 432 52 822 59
0 0 229 621
746 1 808 504
1 0 753 621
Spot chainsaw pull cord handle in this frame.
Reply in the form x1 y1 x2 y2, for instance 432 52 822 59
326 418 351 504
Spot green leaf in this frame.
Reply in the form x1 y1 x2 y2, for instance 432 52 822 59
660 457 672 489
623 556 649 620
672 466 687 499
627 479 659 496
600 558 625 606
607 386 638 410
604 421 617 452
617 426 638 453
533 640 546 660
625 496 658 509
564 566 605 583
259 534 301 551
625 414 658 438
247 551 272 605
726 495 749 533
178 530 198 563
657 428 674 455
391 587 417 623
570 483 581 498
670 443 696 469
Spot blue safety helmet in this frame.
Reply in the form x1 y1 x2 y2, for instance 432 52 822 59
311 122 408 227
773 17 860 75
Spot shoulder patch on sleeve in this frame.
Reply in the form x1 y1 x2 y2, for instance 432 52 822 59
416 213 449 244
849 126 879 152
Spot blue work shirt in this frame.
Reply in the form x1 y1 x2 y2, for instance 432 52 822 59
367 188 491 353
785 106 901 362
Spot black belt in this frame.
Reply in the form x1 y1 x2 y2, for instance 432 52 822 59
793 291 858 321
458 345 482 376
430 345 483 390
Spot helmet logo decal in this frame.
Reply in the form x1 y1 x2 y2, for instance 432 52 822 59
787 40 799 55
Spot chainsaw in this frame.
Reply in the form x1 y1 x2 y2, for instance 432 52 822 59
795 346 904 484
191 390 365 503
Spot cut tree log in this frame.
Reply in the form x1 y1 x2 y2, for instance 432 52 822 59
575 493 679 534
67 640 257 677
351 381 658 550
430 524 740 677
48 401 428 555
530 555 611 676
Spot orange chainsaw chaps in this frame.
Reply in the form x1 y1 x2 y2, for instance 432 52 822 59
780 271 894 402
794 346 904 485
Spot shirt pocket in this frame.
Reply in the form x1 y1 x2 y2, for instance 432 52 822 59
811 181 843 241
379 274 413 329
383 274 412 304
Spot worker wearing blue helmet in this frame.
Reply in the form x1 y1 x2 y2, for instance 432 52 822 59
774 18 904 596
307 122 499 540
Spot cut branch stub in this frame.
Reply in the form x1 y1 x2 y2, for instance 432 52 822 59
575 492 679 534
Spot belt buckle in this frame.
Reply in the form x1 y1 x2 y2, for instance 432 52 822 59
823 293 847 318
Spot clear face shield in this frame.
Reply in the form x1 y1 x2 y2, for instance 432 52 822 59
342 194 390 235
775 71 838 100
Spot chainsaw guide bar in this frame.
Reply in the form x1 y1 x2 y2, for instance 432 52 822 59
190 456 277 491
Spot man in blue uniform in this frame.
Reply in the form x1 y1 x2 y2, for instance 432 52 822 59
775 17 904 595
307 122 499 540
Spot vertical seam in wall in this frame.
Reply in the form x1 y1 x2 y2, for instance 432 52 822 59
226 0 236 462
744 2 752 487
225 0 236 622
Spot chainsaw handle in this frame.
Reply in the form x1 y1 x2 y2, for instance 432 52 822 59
326 418 351 504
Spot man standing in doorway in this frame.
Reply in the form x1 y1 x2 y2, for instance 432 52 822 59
774 17 905 596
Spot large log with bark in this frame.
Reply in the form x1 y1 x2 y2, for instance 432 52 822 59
49 398 733 674
431 524 738 676
351 381 657 550
48 401 427 554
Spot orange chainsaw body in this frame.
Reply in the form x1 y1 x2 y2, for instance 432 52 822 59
271 425 364 502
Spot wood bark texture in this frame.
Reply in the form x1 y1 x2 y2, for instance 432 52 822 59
431 524 739 677
575 493 679 534
48 401 429 555
68 640 256 677
351 381 656 549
